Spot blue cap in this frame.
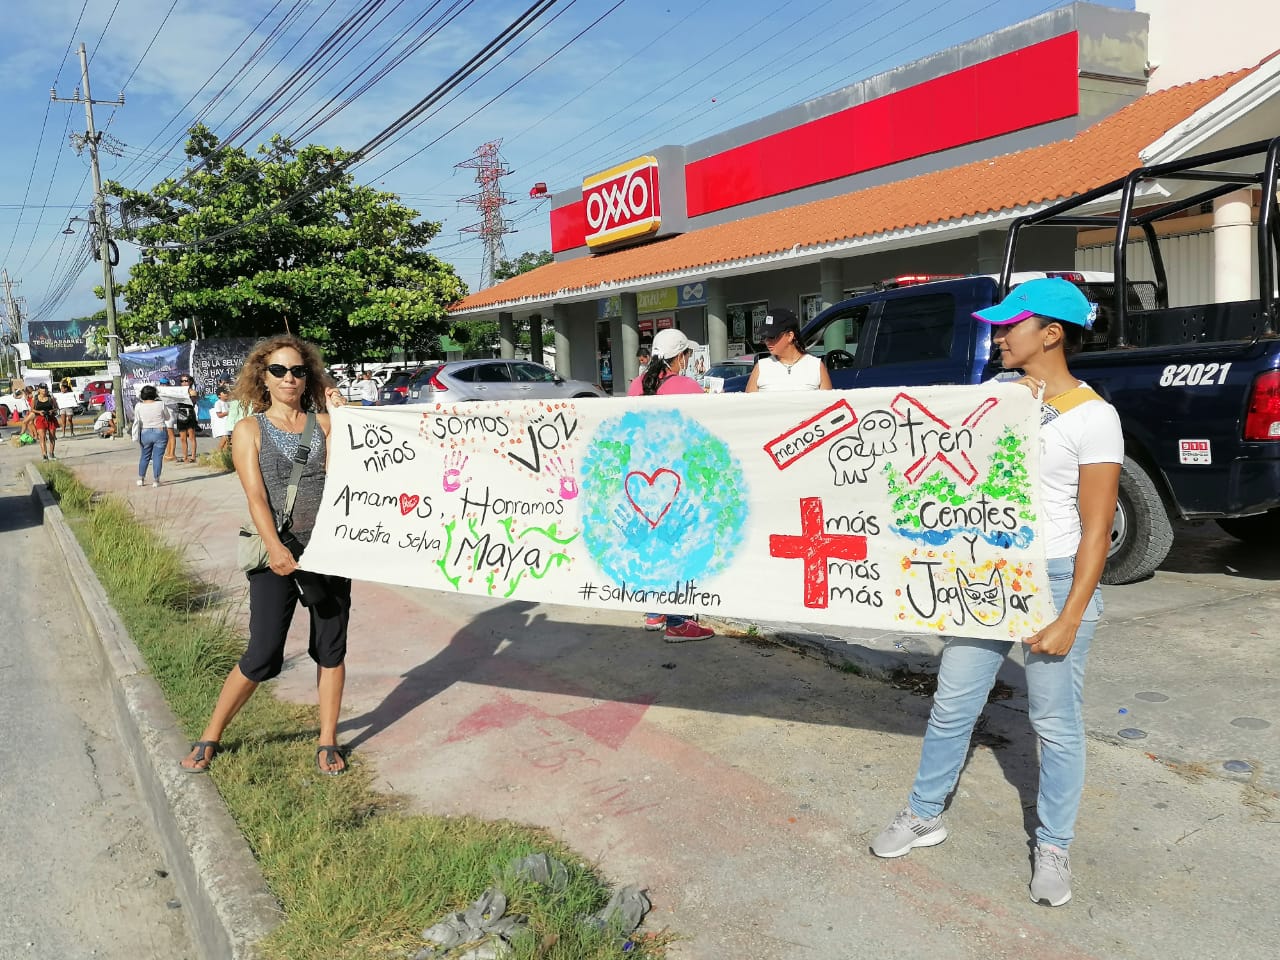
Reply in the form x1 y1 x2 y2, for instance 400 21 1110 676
973 277 1097 329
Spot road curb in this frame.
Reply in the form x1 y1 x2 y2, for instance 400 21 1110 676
27 463 280 960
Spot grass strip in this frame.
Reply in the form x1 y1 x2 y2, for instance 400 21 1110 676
39 463 670 960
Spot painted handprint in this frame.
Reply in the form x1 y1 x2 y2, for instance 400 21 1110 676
544 456 579 500
442 450 470 493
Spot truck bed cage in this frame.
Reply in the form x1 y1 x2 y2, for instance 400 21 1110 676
1000 136 1280 348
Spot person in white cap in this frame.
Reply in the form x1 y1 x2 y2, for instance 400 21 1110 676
626 327 715 641
870 278 1121 909
627 328 705 398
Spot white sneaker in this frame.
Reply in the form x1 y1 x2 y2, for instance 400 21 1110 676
870 807 948 858
136 478 144 486
152 480 160 488
1030 843 1072 906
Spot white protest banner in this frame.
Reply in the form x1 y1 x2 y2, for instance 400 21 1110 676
302 384 1051 642
53 391 79 411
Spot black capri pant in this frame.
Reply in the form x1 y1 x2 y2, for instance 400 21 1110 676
240 569 352 682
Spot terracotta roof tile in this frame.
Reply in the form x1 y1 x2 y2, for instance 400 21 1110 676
452 69 1251 313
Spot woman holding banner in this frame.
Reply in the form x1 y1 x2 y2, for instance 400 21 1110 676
869 279 1122 909
57 382 78 436
181 335 351 776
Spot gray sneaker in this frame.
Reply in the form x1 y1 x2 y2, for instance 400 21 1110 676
870 807 948 858
1030 843 1072 906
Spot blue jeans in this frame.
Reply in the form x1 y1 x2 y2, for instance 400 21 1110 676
138 429 167 480
645 613 689 627
907 556 1102 848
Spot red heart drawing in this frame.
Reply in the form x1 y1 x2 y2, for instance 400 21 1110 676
399 493 419 516
624 468 682 529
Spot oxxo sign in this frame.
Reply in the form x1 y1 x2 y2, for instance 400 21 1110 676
583 156 661 249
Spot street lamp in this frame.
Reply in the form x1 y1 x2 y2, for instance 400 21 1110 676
63 215 97 236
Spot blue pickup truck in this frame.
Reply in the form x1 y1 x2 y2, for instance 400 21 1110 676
728 138 1280 584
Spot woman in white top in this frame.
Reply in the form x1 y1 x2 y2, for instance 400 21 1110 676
133 384 174 486
870 278 1122 910
745 307 832 392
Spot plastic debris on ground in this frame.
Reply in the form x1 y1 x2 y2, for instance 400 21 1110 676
412 853 650 959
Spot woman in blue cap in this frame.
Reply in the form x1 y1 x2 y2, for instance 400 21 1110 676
870 278 1122 909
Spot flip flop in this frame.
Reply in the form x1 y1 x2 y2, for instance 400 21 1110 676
181 740 219 774
316 744 346 776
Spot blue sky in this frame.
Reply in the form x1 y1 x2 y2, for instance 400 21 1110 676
0 0 1133 328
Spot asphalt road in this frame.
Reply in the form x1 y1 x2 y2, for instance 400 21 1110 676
0 467 194 959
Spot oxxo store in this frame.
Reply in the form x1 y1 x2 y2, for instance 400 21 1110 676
448 1 1280 394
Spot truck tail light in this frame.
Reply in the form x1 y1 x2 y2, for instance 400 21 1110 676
428 368 448 392
1046 271 1086 283
1243 370 1280 440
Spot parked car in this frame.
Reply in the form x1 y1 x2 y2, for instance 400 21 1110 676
697 357 757 390
332 377 366 402
405 364 443 401
406 359 607 404
379 365 437 405
79 379 114 408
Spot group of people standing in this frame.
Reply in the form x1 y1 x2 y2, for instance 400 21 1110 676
5 381 85 459
131 375 236 486
171 278 1118 909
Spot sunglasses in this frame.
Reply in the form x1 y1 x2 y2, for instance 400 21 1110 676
266 364 309 379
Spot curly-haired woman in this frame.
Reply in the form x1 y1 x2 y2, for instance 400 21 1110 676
181 335 351 776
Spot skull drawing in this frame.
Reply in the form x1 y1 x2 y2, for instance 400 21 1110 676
829 435 875 485
856 408 898 457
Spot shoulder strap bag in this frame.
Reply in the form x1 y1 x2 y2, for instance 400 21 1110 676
237 411 317 574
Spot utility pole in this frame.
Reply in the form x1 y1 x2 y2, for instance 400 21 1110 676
1 269 20 380
52 43 126 435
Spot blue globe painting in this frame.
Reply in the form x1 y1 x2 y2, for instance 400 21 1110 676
579 409 747 589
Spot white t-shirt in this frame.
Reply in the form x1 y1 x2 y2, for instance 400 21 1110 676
1040 392 1123 558
134 399 173 431
359 378 379 403
210 398 232 437
754 353 824 391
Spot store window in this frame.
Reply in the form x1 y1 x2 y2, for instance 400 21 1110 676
800 293 823 325
596 321 613 393
728 300 768 351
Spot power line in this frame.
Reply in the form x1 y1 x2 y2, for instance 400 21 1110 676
363 0 628 180
113 0 307 189
286 0 477 144
116 0 183 92
88 0 125 64
227 0 414 150
503 0 805 185
152 0 570 251
0 0 91 270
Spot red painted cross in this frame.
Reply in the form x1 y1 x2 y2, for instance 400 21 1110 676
891 392 999 485
769 497 868 608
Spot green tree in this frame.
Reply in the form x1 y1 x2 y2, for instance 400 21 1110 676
106 126 467 363
493 249 552 282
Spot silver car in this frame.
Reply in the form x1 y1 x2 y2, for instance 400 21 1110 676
407 359 607 403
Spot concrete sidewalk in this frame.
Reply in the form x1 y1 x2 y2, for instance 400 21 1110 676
13 431 1279 960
